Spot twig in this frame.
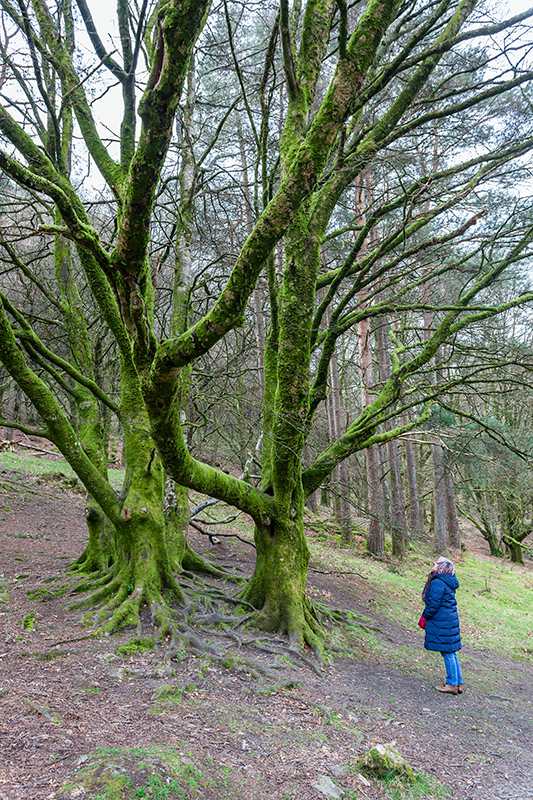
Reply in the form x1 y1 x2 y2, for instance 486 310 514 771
189 497 220 517
310 567 368 579
486 694 514 702
46 633 98 647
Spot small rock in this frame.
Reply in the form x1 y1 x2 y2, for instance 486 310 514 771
311 775 344 798
360 743 414 782
154 666 174 678
98 652 118 664
107 667 125 680
67 784 85 797
328 763 349 778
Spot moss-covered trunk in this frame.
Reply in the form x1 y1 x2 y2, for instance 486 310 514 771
241 495 320 653
54 230 115 574
242 186 322 649
500 497 526 566
80 411 185 630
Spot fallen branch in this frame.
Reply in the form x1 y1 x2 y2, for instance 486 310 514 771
189 519 255 548
12 441 64 458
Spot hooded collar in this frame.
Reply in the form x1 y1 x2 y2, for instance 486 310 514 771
434 572 459 590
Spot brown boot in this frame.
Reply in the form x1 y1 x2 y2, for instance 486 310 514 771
457 684 464 694
435 684 458 694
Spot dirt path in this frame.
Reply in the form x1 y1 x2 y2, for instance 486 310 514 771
1 471 532 800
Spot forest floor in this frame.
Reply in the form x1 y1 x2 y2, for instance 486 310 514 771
1 459 533 800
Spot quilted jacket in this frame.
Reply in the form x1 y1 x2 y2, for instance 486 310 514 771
423 573 461 653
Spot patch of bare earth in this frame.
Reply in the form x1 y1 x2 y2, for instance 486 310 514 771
1 466 532 800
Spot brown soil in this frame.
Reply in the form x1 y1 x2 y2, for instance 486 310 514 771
1 463 533 800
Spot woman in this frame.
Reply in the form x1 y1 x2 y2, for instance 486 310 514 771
422 556 463 695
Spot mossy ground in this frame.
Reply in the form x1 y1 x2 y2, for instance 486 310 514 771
58 746 237 800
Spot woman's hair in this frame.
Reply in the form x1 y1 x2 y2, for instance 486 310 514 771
422 556 456 599
434 556 455 575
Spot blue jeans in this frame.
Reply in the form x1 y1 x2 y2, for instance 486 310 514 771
441 651 463 686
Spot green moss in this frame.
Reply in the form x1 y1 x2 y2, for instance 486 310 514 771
20 611 37 631
360 743 415 782
116 638 155 656
58 745 242 799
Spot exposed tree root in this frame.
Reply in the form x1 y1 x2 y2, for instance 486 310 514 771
69 568 120 597
180 542 244 584
32 562 336 678
27 585 72 601
246 593 325 666
316 603 396 642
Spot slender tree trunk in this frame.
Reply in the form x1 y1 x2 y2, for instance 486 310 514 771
165 59 223 578
303 446 318 511
402 411 423 539
329 348 352 542
375 317 408 554
5 386 21 441
500 496 526 565
354 178 385 554
432 439 448 553
237 115 266 398
467 491 503 556
365 445 385 555
359 315 385 554
445 470 461 549
326 389 342 520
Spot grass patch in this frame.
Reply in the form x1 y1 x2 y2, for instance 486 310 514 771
0 451 125 490
378 771 453 799
308 533 533 665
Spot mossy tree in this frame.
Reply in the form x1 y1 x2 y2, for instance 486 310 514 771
1 0 533 650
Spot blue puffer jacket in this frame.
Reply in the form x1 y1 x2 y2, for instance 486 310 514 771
423 573 461 653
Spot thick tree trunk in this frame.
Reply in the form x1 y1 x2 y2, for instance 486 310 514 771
84 417 185 631
241 506 320 653
70 501 114 574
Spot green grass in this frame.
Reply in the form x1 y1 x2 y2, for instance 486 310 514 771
0 451 125 490
378 771 454 800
